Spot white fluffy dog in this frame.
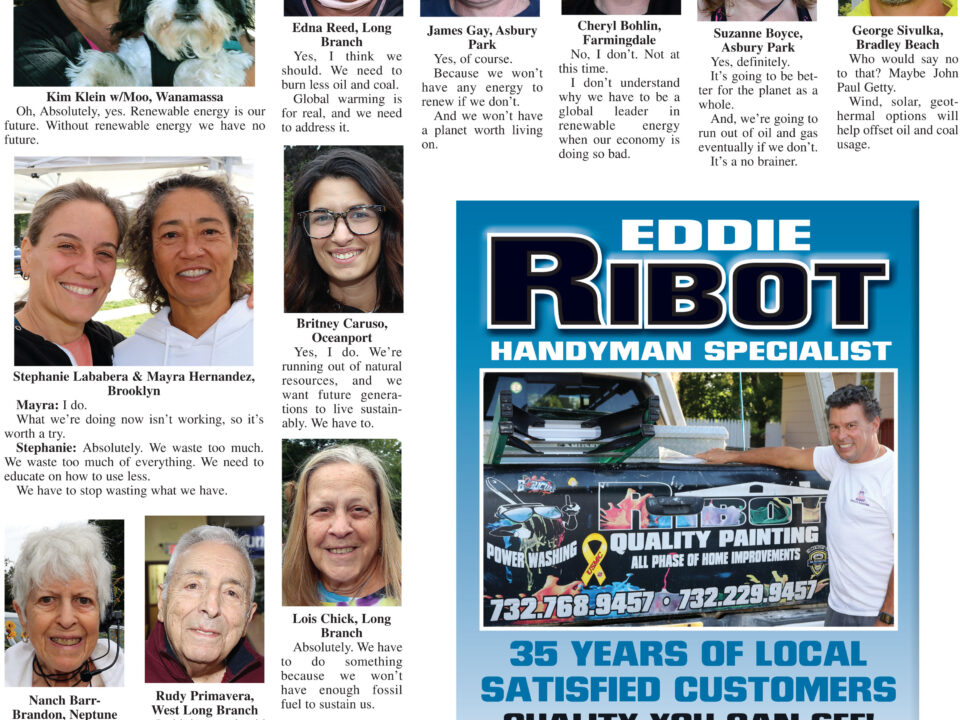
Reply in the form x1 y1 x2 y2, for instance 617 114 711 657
67 0 254 87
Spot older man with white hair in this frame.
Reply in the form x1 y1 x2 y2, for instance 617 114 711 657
145 525 262 683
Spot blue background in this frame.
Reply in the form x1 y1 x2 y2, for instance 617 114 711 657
457 201 917 719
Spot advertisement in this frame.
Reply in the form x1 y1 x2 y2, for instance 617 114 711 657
457 201 917 718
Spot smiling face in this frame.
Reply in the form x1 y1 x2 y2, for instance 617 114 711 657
307 176 382 309
828 403 881 464
20 200 120 335
151 188 238 315
306 462 384 596
14 575 100 677
158 541 255 681
453 0 523 14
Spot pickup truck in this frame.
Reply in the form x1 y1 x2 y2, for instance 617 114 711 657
481 372 829 627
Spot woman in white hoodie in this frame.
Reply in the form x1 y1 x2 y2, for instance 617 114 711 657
113 174 253 366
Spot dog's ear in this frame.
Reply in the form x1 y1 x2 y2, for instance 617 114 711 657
230 0 256 31
111 0 150 39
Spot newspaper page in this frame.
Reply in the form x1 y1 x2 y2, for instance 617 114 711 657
0 2 952 720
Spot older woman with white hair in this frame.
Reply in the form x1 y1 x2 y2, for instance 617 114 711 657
6 523 122 687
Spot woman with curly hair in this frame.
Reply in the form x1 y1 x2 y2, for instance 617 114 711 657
699 0 815 20
114 174 254 365
285 149 403 313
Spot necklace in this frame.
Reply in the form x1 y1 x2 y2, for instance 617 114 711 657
33 656 93 687
759 0 786 19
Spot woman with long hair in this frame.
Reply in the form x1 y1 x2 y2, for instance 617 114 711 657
285 149 403 313
283 445 401 606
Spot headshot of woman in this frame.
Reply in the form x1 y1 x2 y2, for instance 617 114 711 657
114 173 254 365
284 148 403 314
563 0 681 13
14 181 129 366
284 0 404 15
6 523 123 687
699 0 816 20
282 445 401 606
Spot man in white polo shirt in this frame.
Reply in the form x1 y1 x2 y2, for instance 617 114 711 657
697 384 895 628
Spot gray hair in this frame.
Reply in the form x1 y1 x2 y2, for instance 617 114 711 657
306 445 391 485
13 523 113 622
163 525 255 605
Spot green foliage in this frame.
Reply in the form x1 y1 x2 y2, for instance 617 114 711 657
14 214 28 246
282 146 404 250
4 559 14 613
99 299 141 312
280 438 402 542
839 2 852 15
678 372 782 447
91 520 124 618
103 312 151 337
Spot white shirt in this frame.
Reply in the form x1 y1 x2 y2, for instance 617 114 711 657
113 297 253 366
814 444 895 616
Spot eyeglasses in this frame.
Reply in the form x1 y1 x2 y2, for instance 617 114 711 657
495 504 563 524
299 205 385 239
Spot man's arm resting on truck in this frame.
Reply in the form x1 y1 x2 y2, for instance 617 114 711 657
874 564 895 628
696 446 816 471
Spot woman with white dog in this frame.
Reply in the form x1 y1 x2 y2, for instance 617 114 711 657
14 0 255 87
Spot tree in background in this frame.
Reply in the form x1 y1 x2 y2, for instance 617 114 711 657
281 438 402 542
677 372 782 448
4 559 14 613
14 214 28 248
91 519 124 618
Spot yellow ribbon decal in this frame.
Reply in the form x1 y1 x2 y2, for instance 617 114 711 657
581 533 608 586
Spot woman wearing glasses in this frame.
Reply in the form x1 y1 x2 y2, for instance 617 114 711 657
284 149 403 313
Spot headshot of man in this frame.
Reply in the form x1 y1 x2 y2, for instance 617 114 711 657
421 0 540 16
846 0 954 14
145 525 263 683
698 385 895 628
